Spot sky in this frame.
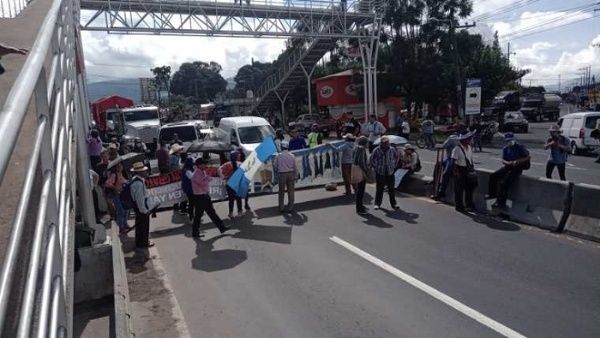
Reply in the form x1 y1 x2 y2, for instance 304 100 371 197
81 0 600 91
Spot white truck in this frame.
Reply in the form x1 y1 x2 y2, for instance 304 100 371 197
106 105 161 151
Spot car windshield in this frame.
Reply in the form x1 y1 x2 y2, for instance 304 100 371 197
123 109 159 122
160 126 197 143
238 125 275 144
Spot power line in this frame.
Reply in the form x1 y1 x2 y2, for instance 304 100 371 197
506 13 597 40
473 0 542 21
478 1 598 24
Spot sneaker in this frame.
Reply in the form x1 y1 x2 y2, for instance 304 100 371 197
357 209 369 215
374 205 380 210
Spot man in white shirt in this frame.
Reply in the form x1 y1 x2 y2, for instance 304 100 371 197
364 114 386 151
451 131 476 212
130 162 154 248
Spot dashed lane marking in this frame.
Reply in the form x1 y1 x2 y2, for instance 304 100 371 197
330 236 528 338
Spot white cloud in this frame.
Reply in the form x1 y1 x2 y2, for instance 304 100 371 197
513 35 600 88
81 31 286 82
491 10 593 40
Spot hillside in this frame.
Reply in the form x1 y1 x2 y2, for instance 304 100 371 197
87 79 141 103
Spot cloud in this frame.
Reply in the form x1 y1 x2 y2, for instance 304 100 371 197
513 35 600 87
81 30 286 82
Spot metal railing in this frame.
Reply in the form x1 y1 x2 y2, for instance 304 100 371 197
0 0 30 18
0 0 100 336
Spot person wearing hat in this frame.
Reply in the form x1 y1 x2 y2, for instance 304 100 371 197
129 162 154 248
307 123 323 149
365 114 386 151
275 141 298 212
487 133 531 209
400 144 419 172
544 124 570 181
107 142 119 161
341 133 356 195
169 143 184 171
105 160 131 233
434 133 459 199
219 150 251 218
288 128 307 151
369 135 400 210
274 129 285 152
451 130 477 212
191 158 230 237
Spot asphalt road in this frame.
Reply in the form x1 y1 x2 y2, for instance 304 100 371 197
147 187 600 338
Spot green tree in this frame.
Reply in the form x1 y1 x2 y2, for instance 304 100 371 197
151 65 171 106
170 61 227 103
234 61 274 92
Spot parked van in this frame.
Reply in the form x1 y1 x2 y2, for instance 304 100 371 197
218 116 275 155
558 112 600 154
158 120 209 149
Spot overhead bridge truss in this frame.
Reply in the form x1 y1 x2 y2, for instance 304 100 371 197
80 0 381 38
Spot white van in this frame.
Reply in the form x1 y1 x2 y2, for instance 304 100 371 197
158 120 210 149
218 116 275 155
558 112 600 154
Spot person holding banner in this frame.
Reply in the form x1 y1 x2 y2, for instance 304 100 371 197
275 141 297 213
219 151 251 218
191 158 230 237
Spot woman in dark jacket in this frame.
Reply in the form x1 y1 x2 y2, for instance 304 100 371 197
181 157 195 221
353 136 370 215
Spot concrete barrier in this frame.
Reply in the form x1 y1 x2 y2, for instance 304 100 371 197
399 173 434 196
501 176 572 231
564 183 600 241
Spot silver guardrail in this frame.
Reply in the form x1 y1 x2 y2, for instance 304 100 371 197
0 0 100 336
0 0 29 18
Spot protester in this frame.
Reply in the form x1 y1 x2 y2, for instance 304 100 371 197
421 117 435 149
487 133 531 209
275 141 297 212
129 162 153 248
544 124 570 181
592 125 600 163
469 119 483 152
369 136 400 210
395 114 404 135
156 143 170 174
191 158 230 237
288 128 307 151
341 133 356 195
353 136 370 215
434 133 458 199
170 133 183 146
351 117 361 136
401 144 419 172
401 119 410 140
105 161 130 233
365 114 386 151
107 142 119 161
452 131 476 212
87 130 103 172
274 129 285 152
181 157 195 221
169 143 184 171
95 149 110 184
343 117 355 135
219 151 251 218
132 137 147 154
90 169 101 223
307 124 323 148
119 137 131 155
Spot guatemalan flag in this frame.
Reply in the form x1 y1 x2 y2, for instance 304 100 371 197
227 136 278 198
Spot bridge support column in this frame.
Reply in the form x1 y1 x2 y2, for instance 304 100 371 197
359 19 383 122
299 64 317 114
275 90 290 130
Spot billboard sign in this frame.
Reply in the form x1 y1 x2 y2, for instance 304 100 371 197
465 78 482 115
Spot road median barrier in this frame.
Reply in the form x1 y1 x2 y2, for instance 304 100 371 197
564 183 600 242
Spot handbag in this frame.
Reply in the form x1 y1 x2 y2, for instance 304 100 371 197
459 146 478 187
350 164 365 184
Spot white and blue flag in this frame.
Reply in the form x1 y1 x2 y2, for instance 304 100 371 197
227 136 278 198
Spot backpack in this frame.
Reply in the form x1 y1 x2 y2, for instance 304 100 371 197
120 177 142 211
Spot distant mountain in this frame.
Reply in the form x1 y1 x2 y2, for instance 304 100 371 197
87 79 141 103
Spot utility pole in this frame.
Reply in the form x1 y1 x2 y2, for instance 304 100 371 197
448 9 476 119
558 74 561 93
507 42 516 63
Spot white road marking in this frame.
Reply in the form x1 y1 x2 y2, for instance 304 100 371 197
329 236 527 338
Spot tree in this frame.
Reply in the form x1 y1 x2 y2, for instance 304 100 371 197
151 65 171 106
234 61 274 92
170 61 227 103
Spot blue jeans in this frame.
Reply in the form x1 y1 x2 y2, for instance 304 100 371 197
112 195 128 230
425 133 434 148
